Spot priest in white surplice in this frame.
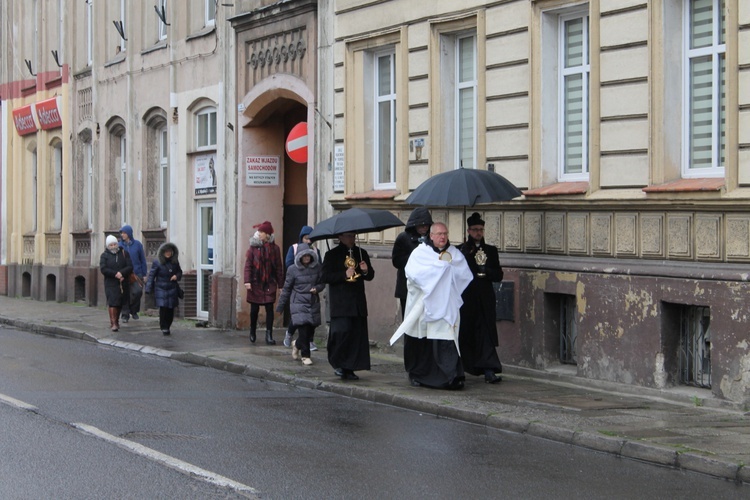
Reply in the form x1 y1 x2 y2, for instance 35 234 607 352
390 222 473 389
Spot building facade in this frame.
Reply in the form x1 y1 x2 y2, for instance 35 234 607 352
326 0 750 403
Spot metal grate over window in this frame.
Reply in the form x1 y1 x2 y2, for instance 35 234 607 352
679 305 711 388
560 295 577 364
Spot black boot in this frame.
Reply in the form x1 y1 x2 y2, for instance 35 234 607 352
249 327 256 343
265 329 276 345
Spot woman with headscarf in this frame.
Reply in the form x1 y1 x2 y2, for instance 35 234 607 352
243 221 284 344
99 234 133 332
145 242 183 335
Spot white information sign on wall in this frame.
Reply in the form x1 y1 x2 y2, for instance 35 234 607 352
333 144 345 192
246 155 280 186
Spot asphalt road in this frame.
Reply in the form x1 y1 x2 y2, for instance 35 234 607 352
0 326 746 499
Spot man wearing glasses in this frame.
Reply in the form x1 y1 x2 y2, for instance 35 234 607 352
458 212 504 384
391 222 473 390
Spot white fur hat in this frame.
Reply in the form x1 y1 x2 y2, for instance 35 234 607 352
106 235 118 246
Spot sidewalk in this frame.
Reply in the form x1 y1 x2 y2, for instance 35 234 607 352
1 295 749 484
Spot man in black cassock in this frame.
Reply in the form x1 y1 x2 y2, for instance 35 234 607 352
321 232 374 380
458 212 504 384
392 207 433 319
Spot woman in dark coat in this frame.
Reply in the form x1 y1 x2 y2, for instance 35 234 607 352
145 242 183 335
243 221 284 344
100 235 133 332
458 212 504 383
392 207 433 319
276 243 326 365
321 232 374 380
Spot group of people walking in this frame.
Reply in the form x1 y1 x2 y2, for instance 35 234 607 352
102 210 504 390
100 225 182 336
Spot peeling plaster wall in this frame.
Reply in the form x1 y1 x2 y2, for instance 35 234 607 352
499 265 750 404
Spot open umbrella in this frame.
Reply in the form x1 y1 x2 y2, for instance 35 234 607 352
308 207 405 242
405 166 522 207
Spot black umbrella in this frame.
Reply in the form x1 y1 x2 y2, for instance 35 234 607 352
308 208 405 242
405 166 522 207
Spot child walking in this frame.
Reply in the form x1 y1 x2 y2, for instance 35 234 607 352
276 243 326 365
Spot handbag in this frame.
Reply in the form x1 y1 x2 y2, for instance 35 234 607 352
177 284 185 299
129 273 137 284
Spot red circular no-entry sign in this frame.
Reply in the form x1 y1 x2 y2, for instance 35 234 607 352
285 122 308 163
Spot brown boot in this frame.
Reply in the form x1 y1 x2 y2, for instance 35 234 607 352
114 307 121 330
109 307 119 331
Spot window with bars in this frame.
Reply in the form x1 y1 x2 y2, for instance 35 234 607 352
457 34 476 169
679 305 711 388
374 50 396 188
119 135 127 226
52 144 63 231
684 0 725 177
559 13 589 180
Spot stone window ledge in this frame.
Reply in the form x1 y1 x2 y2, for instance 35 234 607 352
524 181 589 197
344 189 400 201
642 178 724 193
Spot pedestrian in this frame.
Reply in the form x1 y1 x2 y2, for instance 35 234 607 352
390 222 473 390
119 224 147 323
276 243 326 365
392 207 433 319
321 232 374 380
283 225 322 351
243 221 284 345
144 242 183 336
458 212 504 383
99 234 133 332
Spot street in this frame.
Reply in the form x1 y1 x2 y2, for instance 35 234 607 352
0 326 746 499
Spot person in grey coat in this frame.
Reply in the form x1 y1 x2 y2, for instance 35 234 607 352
145 242 183 335
276 243 326 365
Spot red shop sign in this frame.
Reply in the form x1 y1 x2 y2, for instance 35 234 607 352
12 104 38 136
35 96 63 130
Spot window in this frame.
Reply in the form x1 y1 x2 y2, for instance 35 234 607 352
119 0 127 53
374 50 396 188
160 127 169 225
206 0 215 27
51 143 63 231
196 108 217 150
559 12 590 180
86 142 93 229
120 135 127 226
157 0 168 41
32 149 38 232
456 34 477 169
683 0 725 177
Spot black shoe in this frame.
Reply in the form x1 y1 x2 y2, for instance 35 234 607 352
162 329 170 336
484 370 502 384
249 330 256 343
334 368 345 378
265 331 276 345
343 370 359 381
131 313 139 320
409 378 422 387
121 315 129 323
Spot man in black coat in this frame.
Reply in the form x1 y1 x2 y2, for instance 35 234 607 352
392 207 433 319
321 232 374 380
458 212 504 384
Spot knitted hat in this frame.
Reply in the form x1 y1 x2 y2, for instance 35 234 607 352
106 235 118 246
254 221 274 234
467 212 485 227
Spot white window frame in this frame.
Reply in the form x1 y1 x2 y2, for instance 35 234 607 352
86 142 93 229
119 0 127 53
682 0 725 178
52 144 63 231
196 107 217 150
557 10 590 182
159 127 169 226
119 135 127 226
86 0 93 66
157 0 168 41
373 49 396 189
205 0 216 27
455 33 477 169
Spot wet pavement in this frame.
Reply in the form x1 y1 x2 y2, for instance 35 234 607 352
2 295 750 485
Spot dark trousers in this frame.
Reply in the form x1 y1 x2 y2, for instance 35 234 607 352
250 302 274 331
123 279 143 316
294 324 315 358
159 307 175 331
